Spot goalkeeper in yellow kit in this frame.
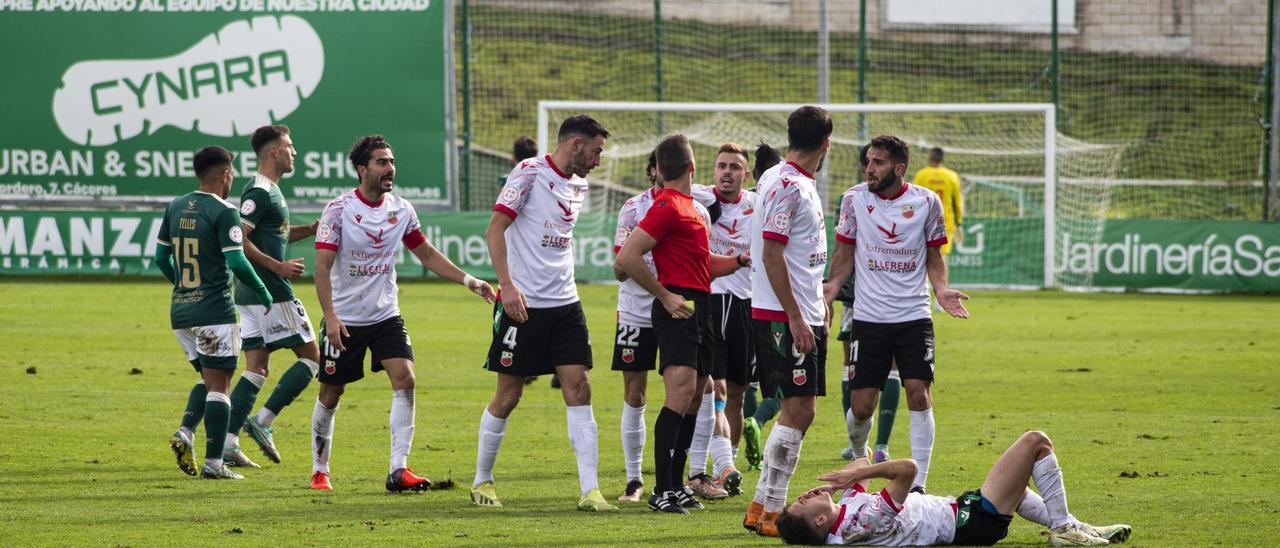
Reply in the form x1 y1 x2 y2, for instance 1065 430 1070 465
912 147 963 254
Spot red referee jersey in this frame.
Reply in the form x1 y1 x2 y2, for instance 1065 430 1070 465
637 187 711 293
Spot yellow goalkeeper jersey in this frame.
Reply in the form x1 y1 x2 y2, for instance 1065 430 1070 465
912 165 963 254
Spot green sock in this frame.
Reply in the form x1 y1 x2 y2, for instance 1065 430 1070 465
204 392 231 462
181 381 207 431
753 397 781 426
841 378 852 417
227 372 264 437
263 359 316 415
743 384 759 418
874 375 902 448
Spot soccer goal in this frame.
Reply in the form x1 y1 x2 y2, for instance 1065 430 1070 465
537 100 1129 290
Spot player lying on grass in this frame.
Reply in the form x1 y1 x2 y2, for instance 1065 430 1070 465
775 431 1131 546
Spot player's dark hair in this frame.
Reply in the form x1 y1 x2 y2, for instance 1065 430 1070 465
717 142 750 164
787 106 833 152
251 125 290 155
513 135 538 162
869 134 910 167
646 149 658 184
753 142 783 180
859 143 871 167
928 146 944 162
349 135 392 175
557 114 611 142
655 134 693 182
776 506 827 545
193 146 234 180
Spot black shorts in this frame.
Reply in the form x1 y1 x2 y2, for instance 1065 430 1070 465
848 318 934 390
485 300 593 376
709 294 754 385
752 319 827 398
318 316 414 385
951 490 1012 546
650 287 712 375
611 322 658 372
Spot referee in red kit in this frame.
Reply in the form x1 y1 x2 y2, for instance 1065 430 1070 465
614 134 749 514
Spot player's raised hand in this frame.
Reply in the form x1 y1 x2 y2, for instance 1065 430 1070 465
325 315 349 352
789 317 815 354
935 288 970 319
502 284 529 323
659 292 693 319
469 277 497 304
276 258 305 280
817 468 864 490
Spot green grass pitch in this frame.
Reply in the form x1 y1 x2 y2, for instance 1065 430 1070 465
1 280 1277 545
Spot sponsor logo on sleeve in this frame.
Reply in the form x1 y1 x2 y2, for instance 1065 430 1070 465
229 226 243 244
240 200 256 216
316 223 333 241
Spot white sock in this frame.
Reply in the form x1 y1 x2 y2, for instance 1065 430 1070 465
909 408 935 489
389 389 415 473
474 408 508 486
620 403 646 483
847 408 873 458
687 392 715 478
178 426 194 445
311 399 336 473
255 407 278 428
224 432 240 450
1017 489 1052 527
710 434 734 478
241 371 266 388
566 405 599 496
760 424 805 511
733 446 739 461
1032 453 1071 529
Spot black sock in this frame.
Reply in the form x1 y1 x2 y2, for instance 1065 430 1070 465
671 412 698 486
653 406 682 493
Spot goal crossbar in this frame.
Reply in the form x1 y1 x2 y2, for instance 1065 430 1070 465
537 100 1058 287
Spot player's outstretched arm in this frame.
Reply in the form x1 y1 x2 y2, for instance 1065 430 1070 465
818 459 917 507
154 243 177 285
226 249 272 311
485 210 527 322
925 247 969 319
242 223 304 280
288 220 318 243
824 241 854 305
407 238 495 303
710 252 749 279
616 228 692 319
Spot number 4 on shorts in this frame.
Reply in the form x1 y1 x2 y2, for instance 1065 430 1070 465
502 326 518 349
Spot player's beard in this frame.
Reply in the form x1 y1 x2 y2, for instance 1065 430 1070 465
569 147 592 177
868 168 896 194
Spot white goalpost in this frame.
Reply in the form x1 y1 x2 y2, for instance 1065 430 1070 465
537 100 1059 288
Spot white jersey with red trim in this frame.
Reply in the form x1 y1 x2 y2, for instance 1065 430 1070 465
834 183 948 323
694 184 756 299
315 189 425 326
614 187 659 327
827 487 957 545
749 162 827 326
493 155 588 308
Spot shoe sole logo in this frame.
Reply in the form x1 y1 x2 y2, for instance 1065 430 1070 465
53 15 324 146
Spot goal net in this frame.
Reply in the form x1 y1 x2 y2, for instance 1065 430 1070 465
538 100 1128 289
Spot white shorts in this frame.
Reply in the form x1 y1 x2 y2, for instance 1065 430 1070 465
174 323 241 370
238 299 316 351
